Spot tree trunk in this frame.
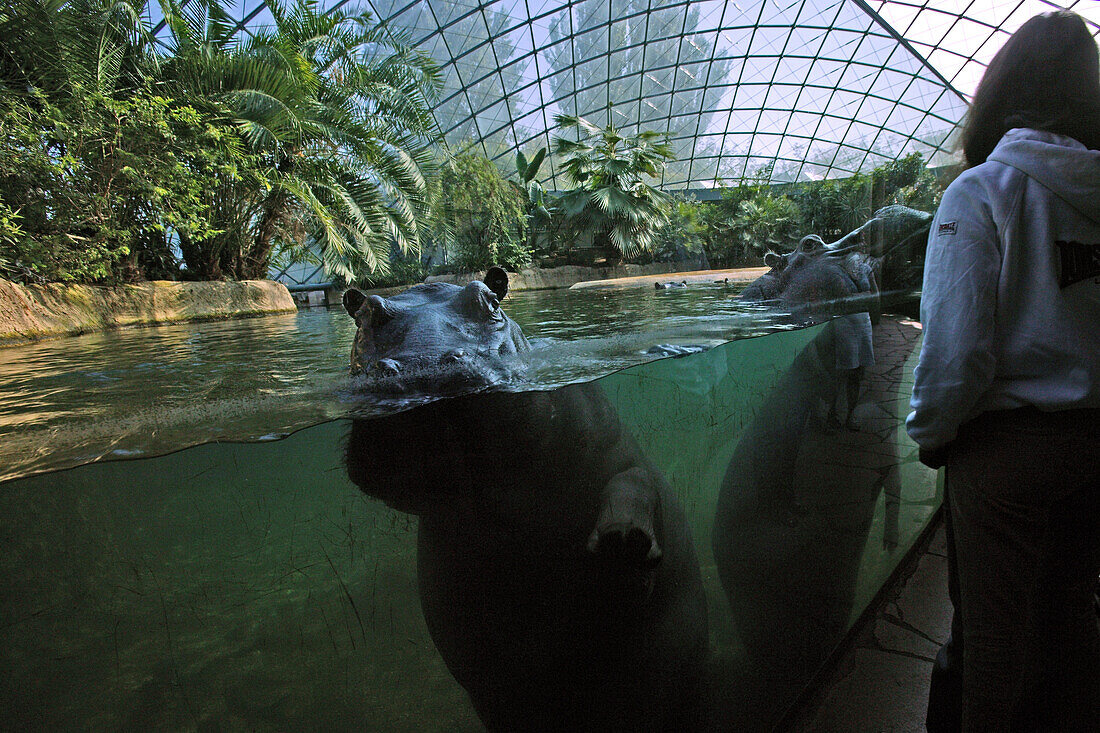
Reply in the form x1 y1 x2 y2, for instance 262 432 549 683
178 232 223 280
245 190 288 280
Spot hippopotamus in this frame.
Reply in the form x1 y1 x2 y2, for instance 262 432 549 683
739 205 933 311
654 280 688 289
342 267 528 394
343 269 709 731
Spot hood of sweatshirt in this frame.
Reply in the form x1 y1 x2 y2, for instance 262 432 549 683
988 128 1100 225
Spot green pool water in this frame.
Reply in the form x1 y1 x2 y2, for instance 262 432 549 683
0 283 793 483
0 285 939 730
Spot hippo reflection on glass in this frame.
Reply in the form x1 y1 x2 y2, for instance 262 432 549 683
738 205 933 312
736 206 932 430
342 269 709 731
715 209 929 696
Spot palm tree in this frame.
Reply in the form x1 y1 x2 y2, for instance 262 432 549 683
157 0 442 281
0 0 153 102
551 113 674 260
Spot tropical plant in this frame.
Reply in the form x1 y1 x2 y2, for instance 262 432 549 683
551 114 674 260
425 148 529 273
0 0 441 284
642 194 708 266
157 0 442 281
793 174 872 242
514 146 554 241
731 192 802 258
0 0 154 103
792 153 945 243
0 0 172 281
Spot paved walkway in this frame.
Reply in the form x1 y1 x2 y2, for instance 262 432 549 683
786 518 951 732
569 266 769 290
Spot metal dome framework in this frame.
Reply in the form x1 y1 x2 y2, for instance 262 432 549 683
148 0 1100 188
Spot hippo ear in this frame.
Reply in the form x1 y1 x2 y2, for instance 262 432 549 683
343 289 366 318
483 266 509 301
764 251 785 270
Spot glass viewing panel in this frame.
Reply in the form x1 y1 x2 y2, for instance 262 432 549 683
1 298 939 730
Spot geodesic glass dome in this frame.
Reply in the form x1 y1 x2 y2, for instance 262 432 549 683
147 1 1100 187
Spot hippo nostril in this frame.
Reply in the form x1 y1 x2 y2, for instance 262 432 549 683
441 350 466 364
376 359 401 375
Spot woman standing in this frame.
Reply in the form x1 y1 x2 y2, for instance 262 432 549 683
907 10 1100 731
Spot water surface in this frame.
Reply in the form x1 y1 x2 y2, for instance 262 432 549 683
0 283 792 481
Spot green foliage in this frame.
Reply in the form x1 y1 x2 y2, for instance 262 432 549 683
731 193 802 259
693 154 946 267
694 167 795 267
426 148 529 273
514 146 554 232
0 89 244 282
642 194 708 265
552 114 674 260
793 153 943 241
157 0 442 282
358 253 428 289
0 0 440 283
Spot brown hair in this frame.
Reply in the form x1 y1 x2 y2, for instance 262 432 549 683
961 11 1100 167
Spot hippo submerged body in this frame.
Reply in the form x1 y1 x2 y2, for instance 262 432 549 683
342 270 708 731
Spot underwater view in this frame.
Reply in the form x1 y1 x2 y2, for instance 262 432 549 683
0 281 939 731
8 0 1098 727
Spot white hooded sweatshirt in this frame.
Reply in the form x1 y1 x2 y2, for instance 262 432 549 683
907 128 1100 452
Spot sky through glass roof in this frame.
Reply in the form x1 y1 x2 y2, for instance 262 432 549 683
144 0 1100 187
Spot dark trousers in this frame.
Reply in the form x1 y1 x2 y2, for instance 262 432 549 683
927 407 1100 732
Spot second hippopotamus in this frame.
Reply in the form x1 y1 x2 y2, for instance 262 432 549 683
739 205 933 310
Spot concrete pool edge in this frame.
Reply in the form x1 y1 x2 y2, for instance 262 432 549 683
0 278 297 347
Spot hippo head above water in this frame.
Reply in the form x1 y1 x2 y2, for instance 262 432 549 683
342 267 530 394
740 205 933 308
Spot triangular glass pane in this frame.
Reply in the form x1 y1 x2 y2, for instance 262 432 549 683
731 83 769 111
840 63 878 94
648 5 686 38
674 30 704 64
831 0 872 32
774 54 815 84
638 93 672 126
740 56 777 85
608 74 642 107
692 0 727 30
748 26 791 57
676 61 709 91
819 28 866 61
759 0 805 27
764 83 800 112
717 26 756 56
721 0 763 29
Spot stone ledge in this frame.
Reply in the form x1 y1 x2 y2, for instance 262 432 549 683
0 279 297 347
423 261 711 291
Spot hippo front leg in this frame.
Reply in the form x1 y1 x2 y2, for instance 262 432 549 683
587 466 663 605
